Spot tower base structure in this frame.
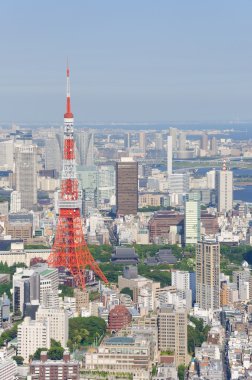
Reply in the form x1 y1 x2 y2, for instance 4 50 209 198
48 208 108 290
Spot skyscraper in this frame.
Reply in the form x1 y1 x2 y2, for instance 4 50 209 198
169 127 178 151
178 131 186 151
98 165 115 205
155 132 163 150
216 163 233 213
13 268 40 317
139 131 146 152
44 136 61 172
200 133 208 150
116 158 138 216
0 140 14 170
210 137 218 156
167 135 173 176
196 240 220 311
185 200 200 245
75 130 94 166
15 145 37 210
158 305 188 365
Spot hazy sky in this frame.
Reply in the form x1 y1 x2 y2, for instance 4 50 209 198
1 0 252 124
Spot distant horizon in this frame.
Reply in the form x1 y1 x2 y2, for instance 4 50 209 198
1 120 252 126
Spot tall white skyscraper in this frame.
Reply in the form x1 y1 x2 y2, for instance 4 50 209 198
216 164 233 213
185 200 200 245
167 135 173 175
15 145 37 210
10 191 21 213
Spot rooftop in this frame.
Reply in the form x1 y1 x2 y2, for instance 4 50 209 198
105 336 135 345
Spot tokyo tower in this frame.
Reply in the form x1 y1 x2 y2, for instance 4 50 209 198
48 66 108 289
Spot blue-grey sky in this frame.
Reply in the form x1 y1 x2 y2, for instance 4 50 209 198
1 0 252 123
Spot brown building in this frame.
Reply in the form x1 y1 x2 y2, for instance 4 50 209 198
108 305 132 332
5 222 32 242
201 212 219 235
220 281 230 307
148 211 184 244
116 158 138 216
29 351 79 380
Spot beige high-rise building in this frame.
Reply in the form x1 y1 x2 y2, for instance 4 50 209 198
216 168 233 213
196 240 220 311
36 307 69 348
15 145 37 210
74 288 89 314
158 306 188 366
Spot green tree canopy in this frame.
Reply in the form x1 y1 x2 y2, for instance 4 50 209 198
33 347 47 360
12 356 24 365
120 287 133 300
47 346 64 360
68 316 106 350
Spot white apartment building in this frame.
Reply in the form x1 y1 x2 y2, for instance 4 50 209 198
17 317 50 363
0 358 17 380
172 270 190 290
10 191 21 213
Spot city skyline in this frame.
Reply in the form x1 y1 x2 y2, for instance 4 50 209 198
1 1 252 123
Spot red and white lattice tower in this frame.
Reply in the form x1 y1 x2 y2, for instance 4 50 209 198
48 66 108 289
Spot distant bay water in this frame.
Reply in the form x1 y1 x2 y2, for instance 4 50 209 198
234 186 252 202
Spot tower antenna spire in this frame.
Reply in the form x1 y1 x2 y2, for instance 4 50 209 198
64 61 73 119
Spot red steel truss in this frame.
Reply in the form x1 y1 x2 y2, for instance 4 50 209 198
47 66 108 289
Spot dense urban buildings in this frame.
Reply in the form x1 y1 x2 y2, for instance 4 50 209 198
0 57 250 380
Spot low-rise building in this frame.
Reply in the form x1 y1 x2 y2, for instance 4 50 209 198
29 350 79 380
84 335 151 380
